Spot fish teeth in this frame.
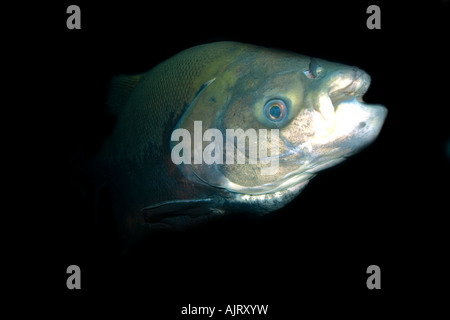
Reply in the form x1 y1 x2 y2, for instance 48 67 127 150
317 93 336 133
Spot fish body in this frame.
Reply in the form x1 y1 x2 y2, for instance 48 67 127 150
90 42 387 245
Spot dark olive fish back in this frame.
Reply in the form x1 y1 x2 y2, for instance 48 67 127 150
100 42 252 163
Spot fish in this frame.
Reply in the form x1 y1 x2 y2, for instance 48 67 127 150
88 41 387 245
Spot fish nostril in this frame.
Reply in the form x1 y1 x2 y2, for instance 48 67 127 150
358 122 366 129
304 58 325 79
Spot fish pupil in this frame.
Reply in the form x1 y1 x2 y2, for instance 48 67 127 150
270 105 282 119
264 99 286 122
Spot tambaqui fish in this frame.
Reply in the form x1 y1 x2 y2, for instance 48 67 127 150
88 42 387 245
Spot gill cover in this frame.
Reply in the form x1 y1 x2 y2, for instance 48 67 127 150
171 64 241 191
171 50 312 194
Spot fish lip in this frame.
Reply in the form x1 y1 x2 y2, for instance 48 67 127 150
328 71 371 107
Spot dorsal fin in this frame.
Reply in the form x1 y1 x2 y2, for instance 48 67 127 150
107 73 144 115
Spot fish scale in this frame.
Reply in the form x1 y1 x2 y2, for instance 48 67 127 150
100 42 249 164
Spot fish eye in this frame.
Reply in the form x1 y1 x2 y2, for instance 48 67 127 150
264 99 287 122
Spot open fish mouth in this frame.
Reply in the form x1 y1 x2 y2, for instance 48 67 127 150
314 69 372 128
329 70 371 107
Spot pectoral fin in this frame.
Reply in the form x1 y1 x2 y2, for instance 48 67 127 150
141 198 225 229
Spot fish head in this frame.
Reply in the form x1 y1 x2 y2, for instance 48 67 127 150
173 46 387 214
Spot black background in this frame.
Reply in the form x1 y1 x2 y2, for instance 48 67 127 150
16 0 449 318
